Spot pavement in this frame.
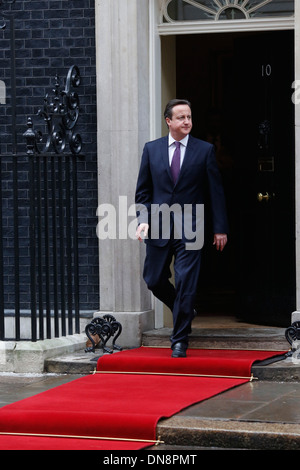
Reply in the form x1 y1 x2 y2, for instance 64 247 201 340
1 318 300 451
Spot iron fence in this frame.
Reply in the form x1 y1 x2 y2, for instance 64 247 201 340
0 65 83 341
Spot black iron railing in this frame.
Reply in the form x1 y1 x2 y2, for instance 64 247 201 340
0 65 83 341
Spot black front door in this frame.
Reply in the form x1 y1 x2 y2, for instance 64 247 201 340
176 31 295 326
234 31 295 326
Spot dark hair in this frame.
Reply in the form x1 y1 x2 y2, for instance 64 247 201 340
164 99 192 120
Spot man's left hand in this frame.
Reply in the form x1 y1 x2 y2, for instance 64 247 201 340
213 233 227 251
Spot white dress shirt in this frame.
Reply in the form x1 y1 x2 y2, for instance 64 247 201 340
168 134 189 168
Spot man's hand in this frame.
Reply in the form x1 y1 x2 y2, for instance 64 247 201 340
136 223 149 242
213 233 227 251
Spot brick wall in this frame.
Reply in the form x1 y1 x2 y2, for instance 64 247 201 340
0 0 98 316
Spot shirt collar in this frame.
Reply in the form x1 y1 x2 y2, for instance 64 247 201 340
168 134 189 148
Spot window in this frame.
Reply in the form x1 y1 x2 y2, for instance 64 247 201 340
163 0 294 22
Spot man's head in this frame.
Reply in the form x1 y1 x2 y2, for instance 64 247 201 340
164 99 192 141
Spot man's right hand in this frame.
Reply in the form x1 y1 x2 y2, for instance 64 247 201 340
136 223 149 242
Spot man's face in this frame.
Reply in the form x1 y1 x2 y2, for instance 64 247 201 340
166 104 192 141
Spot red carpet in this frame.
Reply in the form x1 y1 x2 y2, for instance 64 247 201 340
0 347 286 450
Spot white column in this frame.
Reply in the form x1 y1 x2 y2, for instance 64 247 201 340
293 2 300 324
95 0 154 347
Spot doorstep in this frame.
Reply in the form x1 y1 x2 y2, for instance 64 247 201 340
142 326 289 351
45 326 300 381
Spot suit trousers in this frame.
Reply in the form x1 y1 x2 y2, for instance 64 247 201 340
143 238 201 348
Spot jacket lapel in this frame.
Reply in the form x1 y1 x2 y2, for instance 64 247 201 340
160 136 173 183
175 135 196 185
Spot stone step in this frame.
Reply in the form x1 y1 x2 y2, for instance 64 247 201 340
45 350 300 382
45 351 102 375
154 379 300 450
142 327 289 351
44 327 300 451
156 417 300 450
45 327 300 381
142 327 299 381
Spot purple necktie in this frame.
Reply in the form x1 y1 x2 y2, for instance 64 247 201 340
170 141 181 184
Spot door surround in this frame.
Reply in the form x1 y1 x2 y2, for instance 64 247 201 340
149 0 300 326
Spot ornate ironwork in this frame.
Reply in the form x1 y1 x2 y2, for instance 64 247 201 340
21 65 83 341
161 0 292 23
85 315 123 354
0 0 15 29
24 65 82 155
285 321 300 347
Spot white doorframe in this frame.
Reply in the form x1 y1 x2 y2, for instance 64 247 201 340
157 17 294 35
149 0 298 327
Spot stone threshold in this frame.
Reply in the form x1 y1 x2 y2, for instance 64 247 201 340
0 334 87 374
142 326 289 351
156 416 300 450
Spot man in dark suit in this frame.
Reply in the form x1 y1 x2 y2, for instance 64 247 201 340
135 99 228 357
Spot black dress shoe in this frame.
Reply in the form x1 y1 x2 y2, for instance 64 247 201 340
171 342 187 358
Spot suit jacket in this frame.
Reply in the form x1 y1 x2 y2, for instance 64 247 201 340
135 134 229 248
